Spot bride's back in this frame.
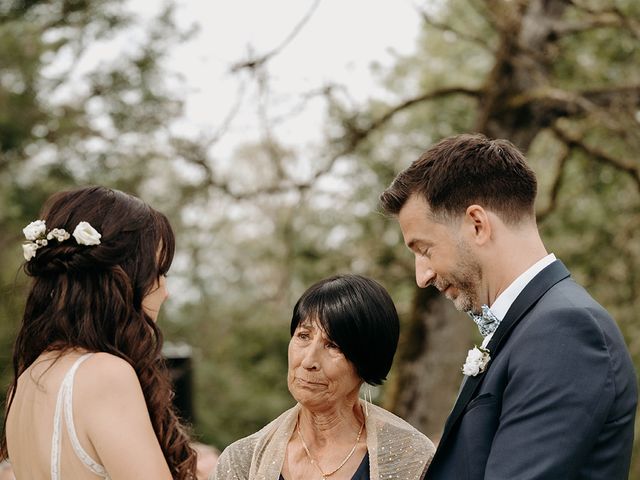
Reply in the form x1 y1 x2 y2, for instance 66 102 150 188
7 350 106 479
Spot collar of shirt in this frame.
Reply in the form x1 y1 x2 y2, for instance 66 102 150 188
481 253 556 347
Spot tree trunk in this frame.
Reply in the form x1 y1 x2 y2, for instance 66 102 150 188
385 286 473 441
478 0 572 145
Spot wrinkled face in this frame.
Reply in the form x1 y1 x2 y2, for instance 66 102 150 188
398 194 482 314
142 275 169 322
287 318 362 410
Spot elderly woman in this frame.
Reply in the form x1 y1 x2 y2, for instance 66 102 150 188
212 274 435 480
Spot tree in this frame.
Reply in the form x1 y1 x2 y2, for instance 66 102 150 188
0 0 191 424
322 0 640 469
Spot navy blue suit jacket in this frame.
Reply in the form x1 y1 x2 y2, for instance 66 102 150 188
425 261 637 480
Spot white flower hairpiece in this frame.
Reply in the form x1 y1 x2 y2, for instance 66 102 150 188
72 221 102 246
21 219 101 261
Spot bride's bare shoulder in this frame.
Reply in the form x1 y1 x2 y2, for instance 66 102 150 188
84 351 135 373
75 352 142 399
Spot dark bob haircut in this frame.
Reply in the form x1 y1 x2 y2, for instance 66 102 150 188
290 274 400 386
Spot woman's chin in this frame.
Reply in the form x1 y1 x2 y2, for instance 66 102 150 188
290 389 329 409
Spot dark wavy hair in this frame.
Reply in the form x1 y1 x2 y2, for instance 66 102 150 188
0 186 196 478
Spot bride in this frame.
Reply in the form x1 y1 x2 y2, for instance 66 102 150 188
0 186 197 479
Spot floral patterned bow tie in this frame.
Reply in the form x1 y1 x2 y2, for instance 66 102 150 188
468 305 501 337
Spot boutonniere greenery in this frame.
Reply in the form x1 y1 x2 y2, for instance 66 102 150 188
462 345 491 376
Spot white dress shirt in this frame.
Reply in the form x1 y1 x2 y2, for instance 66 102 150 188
482 253 556 348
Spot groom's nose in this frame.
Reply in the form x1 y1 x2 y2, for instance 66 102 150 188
415 257 435 288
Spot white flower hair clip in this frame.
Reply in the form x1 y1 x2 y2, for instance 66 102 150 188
22 219 101 261
72 221 102 246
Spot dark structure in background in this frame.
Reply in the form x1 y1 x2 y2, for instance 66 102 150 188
164 342 195 425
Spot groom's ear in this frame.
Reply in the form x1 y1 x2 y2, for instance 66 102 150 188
463 205 492 246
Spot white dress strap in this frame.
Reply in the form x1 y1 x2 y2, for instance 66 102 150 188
51 353 110 479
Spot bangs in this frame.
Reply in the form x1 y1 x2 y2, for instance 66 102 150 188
291 294 336 340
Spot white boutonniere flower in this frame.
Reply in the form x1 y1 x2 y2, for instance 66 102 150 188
462 345 491 376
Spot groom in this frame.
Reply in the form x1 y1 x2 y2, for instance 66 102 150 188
380 134 637 479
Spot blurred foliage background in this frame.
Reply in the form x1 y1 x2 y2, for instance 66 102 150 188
1 0 639 475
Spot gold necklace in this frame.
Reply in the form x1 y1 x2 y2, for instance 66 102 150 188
297 419 365 480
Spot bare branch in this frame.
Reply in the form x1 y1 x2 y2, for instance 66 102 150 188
566 0 640 39
278 88 479 193
536 138 571 222
230 0 321 73
178 86 480 200
269 84 340 126
255 68 286 179
551 125 640 192
508 86 597 114
359 87 481 135
507 85 640 118
553 14 631 37
580 85 640 108
205 77 247 148
415 5 495 53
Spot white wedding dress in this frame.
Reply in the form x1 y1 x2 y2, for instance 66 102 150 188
50 353 110 480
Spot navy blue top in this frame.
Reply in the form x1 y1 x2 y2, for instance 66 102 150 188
280 452 370 480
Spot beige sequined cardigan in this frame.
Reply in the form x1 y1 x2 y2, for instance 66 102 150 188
211 402 435 480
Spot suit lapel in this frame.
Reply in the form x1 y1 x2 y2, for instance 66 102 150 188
435 261 570 452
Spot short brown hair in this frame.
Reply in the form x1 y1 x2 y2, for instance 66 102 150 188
380 133 537 223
